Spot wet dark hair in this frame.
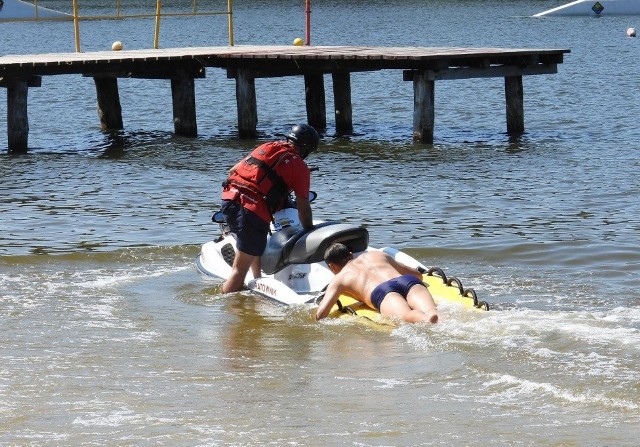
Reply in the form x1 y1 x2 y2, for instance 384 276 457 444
323 243 351 267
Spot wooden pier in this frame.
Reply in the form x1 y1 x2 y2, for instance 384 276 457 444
0 45 570 152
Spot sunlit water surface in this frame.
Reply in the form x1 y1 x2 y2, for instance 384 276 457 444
1 1 639 445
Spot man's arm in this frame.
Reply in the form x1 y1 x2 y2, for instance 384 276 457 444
388 255 423 279
315 280 343 320
296 195 313 231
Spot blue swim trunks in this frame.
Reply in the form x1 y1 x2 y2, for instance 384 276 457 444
370 275 425 310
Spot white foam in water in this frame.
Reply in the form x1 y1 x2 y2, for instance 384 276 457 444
72 409 139 427
334 375 410 390
370 377 410 389
482 373 639 411
551 313 640 348
393 304 639 407
75 265 192 290
601 306 640 326
458 307 639 350
533 347 560 358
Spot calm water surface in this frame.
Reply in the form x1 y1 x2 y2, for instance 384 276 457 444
1 1 639 445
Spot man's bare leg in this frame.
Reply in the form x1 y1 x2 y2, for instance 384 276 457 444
223 250 257 293
406 285 438 323
379 293 436 323
251 257 262 279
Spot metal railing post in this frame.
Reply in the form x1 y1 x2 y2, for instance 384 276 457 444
154 0 162 49
305 0 311 45
228 0 234 46
0 1 233 50
72 0 81 52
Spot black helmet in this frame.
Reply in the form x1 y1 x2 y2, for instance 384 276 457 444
286 124 320 159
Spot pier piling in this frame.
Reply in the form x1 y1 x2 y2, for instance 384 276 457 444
505 75 525 135
94 77 124 131
2 76 41 154
171 74 197 137
304 73 327 131
331 71 353 135
234 69 258 138
411 71 435 144
7 79 30 154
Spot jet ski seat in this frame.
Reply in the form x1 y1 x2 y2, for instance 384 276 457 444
261 222 369 275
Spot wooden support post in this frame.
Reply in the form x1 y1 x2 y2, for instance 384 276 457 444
94 77 123 131
235 69 257 138
332 71 353 135
171 76 197 137
304 73 326 130
505 75 524 135
6 79 30 153
412 71 435 144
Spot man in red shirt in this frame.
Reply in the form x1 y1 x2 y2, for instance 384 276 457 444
220 124 320 293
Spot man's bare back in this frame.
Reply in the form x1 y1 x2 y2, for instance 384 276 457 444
334 251 422 309
316 246 439 324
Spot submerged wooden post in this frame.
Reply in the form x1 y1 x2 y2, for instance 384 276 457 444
412 71 435 144
235 69 257 138
304 73 326 130
171 76 197 137
6 78 30 153
332 71 353 135
505 75 524 135
94 77 123 131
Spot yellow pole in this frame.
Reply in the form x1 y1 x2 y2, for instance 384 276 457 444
193 0 197 14
72 0 80 52
116 0 121 18
154 0 162 49
227 0 234 46
34 0 39 19
305 0 311 45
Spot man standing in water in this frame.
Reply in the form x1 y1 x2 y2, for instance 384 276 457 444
220 124 320 293
316 243 439 323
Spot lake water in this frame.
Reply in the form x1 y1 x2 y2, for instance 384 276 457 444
1 0 639 445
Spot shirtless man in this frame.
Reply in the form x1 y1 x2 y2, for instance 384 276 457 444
315 243 439 324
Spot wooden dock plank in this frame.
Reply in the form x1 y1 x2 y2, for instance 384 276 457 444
0 45 569 73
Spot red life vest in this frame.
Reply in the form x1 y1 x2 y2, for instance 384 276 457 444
223 142 297 217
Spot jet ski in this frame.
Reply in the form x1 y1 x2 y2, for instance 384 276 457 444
195 192 489 322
